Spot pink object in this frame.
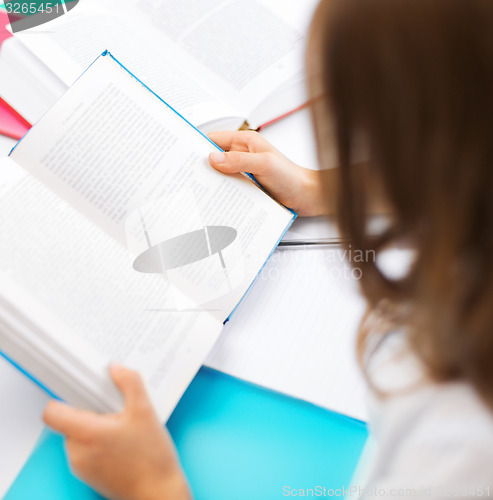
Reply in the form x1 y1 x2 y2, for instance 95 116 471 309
0 97 31 140
256 102 311 132
0 10 31 140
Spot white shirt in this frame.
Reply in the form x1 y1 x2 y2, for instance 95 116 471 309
355 332 493 499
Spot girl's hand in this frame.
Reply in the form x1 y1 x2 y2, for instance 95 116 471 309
208 131 329 216
43 365 191 500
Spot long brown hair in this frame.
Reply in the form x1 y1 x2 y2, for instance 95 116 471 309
308 0 493 406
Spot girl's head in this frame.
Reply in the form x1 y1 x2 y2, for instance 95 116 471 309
309 0 493 405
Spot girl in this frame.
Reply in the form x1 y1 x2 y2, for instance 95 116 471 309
43 0 493 498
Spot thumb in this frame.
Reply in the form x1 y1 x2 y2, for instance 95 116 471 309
110 364 151 414
209 150 271 176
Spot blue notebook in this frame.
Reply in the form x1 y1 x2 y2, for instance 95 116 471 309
0 51 296 423
6 368 368 500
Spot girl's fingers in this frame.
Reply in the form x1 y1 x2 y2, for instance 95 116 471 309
43 400 104 438
110 364 151 415
208 130 272 153
209 150 273 175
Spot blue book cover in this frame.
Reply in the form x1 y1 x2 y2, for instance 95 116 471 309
6 368 367 500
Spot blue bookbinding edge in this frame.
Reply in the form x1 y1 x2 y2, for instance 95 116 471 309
1 49 297 398
0 350 61 400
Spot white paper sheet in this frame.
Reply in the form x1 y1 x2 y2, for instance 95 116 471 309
206 246 369 421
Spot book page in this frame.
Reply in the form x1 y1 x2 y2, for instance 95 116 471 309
12 0 318 123
125 0 319 115
0 157 221 420
11 0 243 128
206 247 369 422
10 53 294 323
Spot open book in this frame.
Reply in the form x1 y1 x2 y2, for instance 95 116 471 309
0 51 295 422
0 0 318 132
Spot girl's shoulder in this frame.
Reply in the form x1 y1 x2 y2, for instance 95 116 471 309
360 332 493 497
